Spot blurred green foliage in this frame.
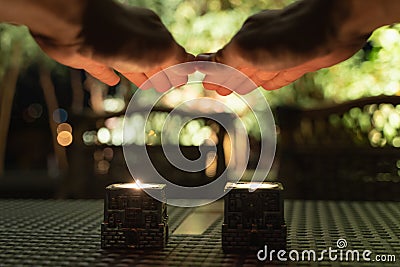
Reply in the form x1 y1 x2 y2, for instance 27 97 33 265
0 23 63 79
314 25 400 104
330 104 400 148
120 0 295 54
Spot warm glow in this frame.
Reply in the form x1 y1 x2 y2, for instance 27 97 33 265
105 117 121 130
103 98 125 113
57 123 72 134
226 182 279 190
97 127 111 144
57 131 73 146
97 160 110 174
103 147 114 160
109 181 164 190
93 150 104 161
223 133 232 167
205 152 217 178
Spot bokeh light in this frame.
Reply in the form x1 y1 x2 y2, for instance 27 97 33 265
205 151 217 178
103 147 114 161
97 160 110 174
97 127 111 144
333 103 400 148
27 103 43 119
53 108 68 123
93 149 104 161
103 98 125 113
57 131 73 146
83 131 97 146
57 123 72 134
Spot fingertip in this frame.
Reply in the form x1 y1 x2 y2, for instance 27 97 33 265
123 72 153 90
255 71 279 81
169 75 188 88
260 81 284 91
234 80 258 95
216 87 233 96
202 82 219 91
203 82 232 96
146 68 173 93
166 64 195 77
237 66 257 79
105 75 121 86
140 82 153 90
260 70 303 91
153 81 173 93
85 67 120 86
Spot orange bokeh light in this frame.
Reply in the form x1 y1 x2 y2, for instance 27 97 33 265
57 123 72 134
57 131 73 146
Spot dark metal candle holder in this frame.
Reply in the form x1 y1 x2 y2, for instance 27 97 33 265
101 183 168 249
222 182 287 252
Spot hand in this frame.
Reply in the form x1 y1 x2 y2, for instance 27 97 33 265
30 1 194 91
197 0 371 95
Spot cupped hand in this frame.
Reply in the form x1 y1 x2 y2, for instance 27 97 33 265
31 3 194 91
197 0 370 95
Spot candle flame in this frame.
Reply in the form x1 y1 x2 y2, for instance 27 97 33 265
108 181 165 190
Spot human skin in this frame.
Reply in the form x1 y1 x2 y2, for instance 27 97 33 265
0 0 194 90
197 0 400 95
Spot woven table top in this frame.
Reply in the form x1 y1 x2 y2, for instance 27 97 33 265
0 199 399 266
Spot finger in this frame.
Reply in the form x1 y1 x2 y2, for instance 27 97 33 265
202 82 233 96
163 54 195 88
202 72 233 96
195 54 227 75
207 66 256 95
229 76 258 95
234 70 279 92
255 70 279 81
164 68 188 88
260 79 288 91
145 67 172 92
196 54 257 95
203 71 231 86
203 81 224 91
84 65 120 86
201 72 234 95
122 72 153 89
260 70 305 90
237 66 257 78
247 72 268 88
216 86 233 96
281 68 307 82
222 67 261 95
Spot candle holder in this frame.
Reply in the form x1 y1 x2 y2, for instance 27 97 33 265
222 182 287 252
101 183 168 249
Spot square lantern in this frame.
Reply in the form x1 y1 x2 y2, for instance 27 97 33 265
101 183 168 249
222 182 287 252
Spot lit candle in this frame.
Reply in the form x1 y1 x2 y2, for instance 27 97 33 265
222 182 287 253
101 182 167 249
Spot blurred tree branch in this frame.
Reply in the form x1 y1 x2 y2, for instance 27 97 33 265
39 59 69 172
0 38 22 176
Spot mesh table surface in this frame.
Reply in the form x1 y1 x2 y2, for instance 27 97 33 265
0 199 399 266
